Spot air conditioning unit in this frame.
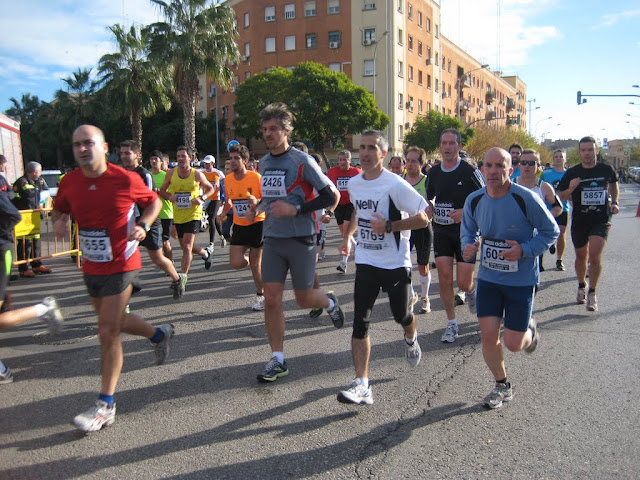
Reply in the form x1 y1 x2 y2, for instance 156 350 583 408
363 39 373 46
241 55 249 62
426 57 432 65
209 85 216 98
329 41 339 49
364 3 376 10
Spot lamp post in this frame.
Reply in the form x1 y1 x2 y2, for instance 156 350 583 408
457 64 489 121
372 30 390 102
534 116 552 139
527 98 540 135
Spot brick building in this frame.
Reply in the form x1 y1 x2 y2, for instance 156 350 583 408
201 0 527 157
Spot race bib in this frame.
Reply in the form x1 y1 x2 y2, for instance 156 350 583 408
581 189 606 206
433 203 454 225
261 172 287 197
233 199 250 218
337 177 350 191
481 238 518 272
357 218 385 250
79 228 113 262
175 192 192 209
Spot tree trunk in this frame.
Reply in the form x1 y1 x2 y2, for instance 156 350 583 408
181 81 199 157
131 107 143 153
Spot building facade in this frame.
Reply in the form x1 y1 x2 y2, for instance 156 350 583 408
204 0 527 157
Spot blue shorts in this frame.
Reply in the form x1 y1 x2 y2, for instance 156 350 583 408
476 279 535 332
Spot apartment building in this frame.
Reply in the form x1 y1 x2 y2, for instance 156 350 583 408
206 0 527 156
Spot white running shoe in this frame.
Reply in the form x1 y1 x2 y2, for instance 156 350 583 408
405 337 422 367
252 294 265 311
336 260 347 274
440 323 459 343
484 382 513 409
41 296 64 335
72 400 116 433
454 290 466 305
337 379 373 405
418 296 431 314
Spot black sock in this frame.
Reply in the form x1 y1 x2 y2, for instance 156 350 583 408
496 378 508 385
578 282 587 289
588 288 595 294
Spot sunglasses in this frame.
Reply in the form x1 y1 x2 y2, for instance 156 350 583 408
520 160 537 166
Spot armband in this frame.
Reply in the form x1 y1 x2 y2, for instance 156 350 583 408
295 203 302 215
201 194 208 201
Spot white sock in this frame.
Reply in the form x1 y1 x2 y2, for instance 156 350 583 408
327 297 335 311
34 303 49 317
357 377 369 389
448 318 458 326
341 255 348 263
420 272 431 298
0 360 6 372
272 351 284 364
405 333 417 345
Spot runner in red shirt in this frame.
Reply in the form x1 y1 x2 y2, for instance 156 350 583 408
52 124 175 433
326 150 360 274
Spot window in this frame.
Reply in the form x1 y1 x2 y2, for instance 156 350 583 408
408 65 413 82
435 80 439 92
364 59 375 76
398 29 403 45
418 70 423 85
397 0 403 13
329 31 341 45
435 53 439 66
364 1 376 10
418 41 422 56
244 12 250 27
418 11 422 26
426 18 431 33
435 24 439 38
427 74 431 89
364 28 376 43
244 43 250 57
329 62 341 72
265 6 275 22
265 37 276 52
245 71 251 80
398 60 403 77
427 47 432 60
448 84 452 97
408 35 413 51
418 99 423 113
285 35 296 51
306 33 317 48
448 59 451 73
408 95 414 111
398 93 404 109
427 102 431 112
328 0 340 14
408 4 413 20
398 124 404 139
284 3 295 19
305 1 317 16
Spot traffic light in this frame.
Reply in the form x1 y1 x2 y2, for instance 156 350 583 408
577 91 586 105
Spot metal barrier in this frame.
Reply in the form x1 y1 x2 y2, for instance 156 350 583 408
13 208 80 268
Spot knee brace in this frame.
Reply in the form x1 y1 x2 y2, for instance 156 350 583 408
352 317 370 339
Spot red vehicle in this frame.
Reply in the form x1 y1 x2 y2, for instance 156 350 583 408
0 112 24 183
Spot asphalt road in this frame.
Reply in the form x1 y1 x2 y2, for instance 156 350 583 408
1 182 639 479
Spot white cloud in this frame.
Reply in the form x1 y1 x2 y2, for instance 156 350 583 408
440 0 560 70
592 9 640 29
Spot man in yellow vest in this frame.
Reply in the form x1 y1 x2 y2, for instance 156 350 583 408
159 146 215 289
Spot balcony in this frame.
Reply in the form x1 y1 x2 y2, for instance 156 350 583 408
486 91 496 104
459 100 470 112
506 97 515 111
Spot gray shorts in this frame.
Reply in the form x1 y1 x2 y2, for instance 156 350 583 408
262 236 317 290
83 270 141 298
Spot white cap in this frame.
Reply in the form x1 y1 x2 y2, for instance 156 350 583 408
203 155 215 164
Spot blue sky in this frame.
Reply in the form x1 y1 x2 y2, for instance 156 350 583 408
1 0 639 145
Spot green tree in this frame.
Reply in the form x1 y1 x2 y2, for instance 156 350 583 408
97 23 172 150
234 62 389 163
403 109 474 154
149 0 239 154
6 94 49 164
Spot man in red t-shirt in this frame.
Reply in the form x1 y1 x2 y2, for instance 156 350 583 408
326 150 360 274
52 124 175 433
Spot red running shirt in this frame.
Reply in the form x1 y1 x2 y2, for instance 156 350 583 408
326 166 361 205
54 164 158 275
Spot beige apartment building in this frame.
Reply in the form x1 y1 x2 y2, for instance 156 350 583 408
203 0 527 156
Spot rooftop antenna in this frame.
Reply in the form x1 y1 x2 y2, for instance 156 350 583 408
497 0 501 72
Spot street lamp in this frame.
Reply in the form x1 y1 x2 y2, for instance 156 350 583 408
534 116 552 139
630 102 640 106
457 64 489 120
626 113 640 119
372 30 390 102
527 99 540 134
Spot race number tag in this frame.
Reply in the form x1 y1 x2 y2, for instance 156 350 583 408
433 203 454 225
175 192 192 209
79 228 113 262
581 189 606 206
233 199 250 218
337 176 350 191
261 171 287 197
481 238 518 272
357 218 384 250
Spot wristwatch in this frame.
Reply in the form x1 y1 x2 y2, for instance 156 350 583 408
137 221 150 233
295 204 302 215
385 220 393 233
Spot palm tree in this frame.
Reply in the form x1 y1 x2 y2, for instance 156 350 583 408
6 94 48 164
54 68 98 127
148 0 239 154
97 24 172 150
